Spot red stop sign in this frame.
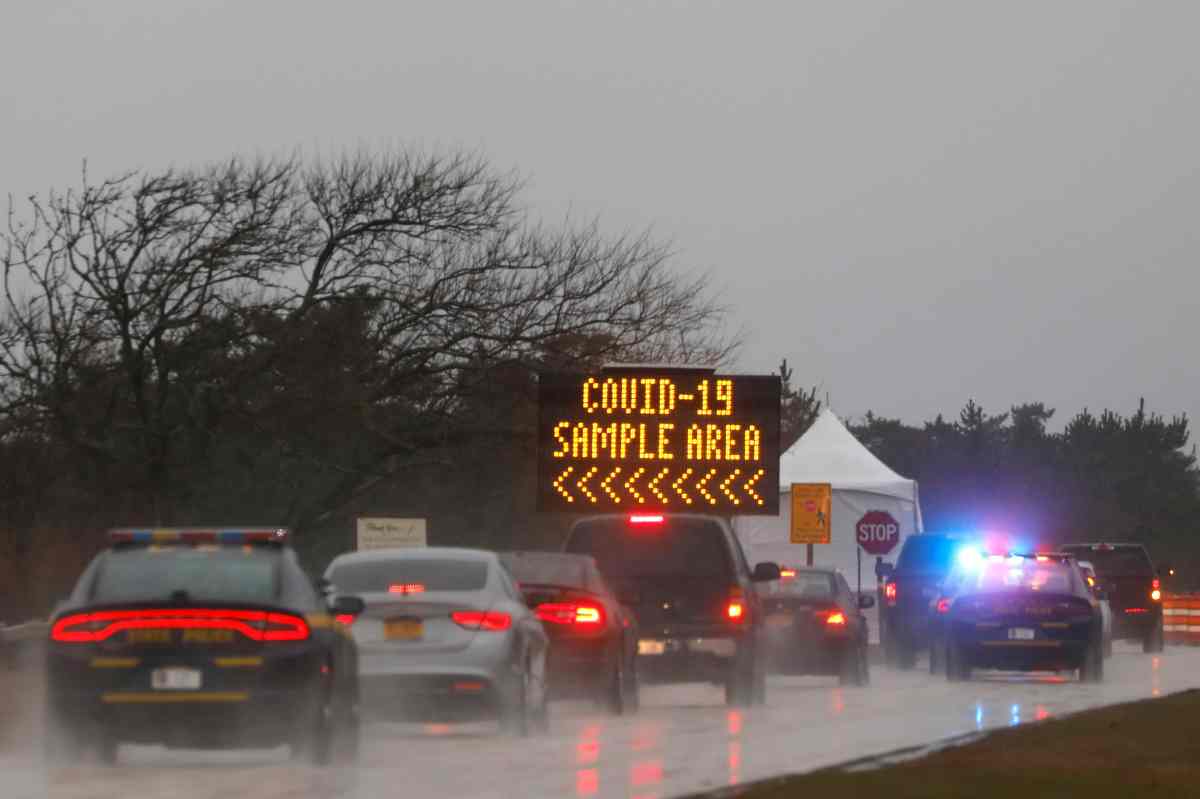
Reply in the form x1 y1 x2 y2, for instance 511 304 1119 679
856 511 900 555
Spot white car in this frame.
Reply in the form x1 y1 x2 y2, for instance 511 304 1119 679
1078 560 1113 658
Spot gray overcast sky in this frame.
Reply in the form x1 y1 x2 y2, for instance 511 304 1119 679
3 0 1198 430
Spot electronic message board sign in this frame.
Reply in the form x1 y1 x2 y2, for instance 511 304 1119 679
537 367 781 514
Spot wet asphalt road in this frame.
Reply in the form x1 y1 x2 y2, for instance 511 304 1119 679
6 642 1197 799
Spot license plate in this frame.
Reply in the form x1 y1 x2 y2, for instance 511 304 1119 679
151 667 202 691
638 639 666 656
384 619 424 641
766 612 794 628
1008 627 1036 641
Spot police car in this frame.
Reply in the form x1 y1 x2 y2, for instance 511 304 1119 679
934 550 1104 682
44 528 364 765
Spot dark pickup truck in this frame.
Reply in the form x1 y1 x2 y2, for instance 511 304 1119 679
1060 543 1164 653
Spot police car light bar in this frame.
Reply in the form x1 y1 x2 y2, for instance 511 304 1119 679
108 528 290 545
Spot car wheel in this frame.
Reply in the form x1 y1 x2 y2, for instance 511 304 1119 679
1143 620 1164 654
623 652 641 713
725 644 755 707
606 652 628 715
297 698 336 766
1080 638 1105 683
838 647 859 686
859 644 871 686
1104 634 1113 659
503 666 534 737
945 638 970 682
42 706 85 768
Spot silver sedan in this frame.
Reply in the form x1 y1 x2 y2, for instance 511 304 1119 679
323 547 549 735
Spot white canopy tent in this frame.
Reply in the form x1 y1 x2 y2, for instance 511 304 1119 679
734 409 923 605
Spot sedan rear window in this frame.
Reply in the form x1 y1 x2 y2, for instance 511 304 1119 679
896 535 959 572
967 560 1079 595
328 558 488 593
566 518 732 579
778 572 835 599
501 553 594 591
92 548 278 604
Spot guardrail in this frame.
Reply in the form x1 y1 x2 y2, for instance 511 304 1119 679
1163 594 1200 645
0 620 48 668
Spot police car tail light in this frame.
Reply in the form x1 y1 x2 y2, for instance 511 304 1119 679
884 582 897 606
936 598 952 614
50 609 310 643
451 610 512 631
535 602 605 627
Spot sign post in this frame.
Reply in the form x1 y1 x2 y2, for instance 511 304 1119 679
536 367 781 515
789 483 832 567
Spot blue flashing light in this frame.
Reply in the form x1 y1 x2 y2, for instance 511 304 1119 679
956 547 985 571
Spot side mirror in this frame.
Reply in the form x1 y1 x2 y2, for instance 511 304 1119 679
857 594 876 609
331 595 365 618
752 562 782 583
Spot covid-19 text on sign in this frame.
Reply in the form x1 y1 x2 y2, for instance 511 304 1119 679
537 368 781 514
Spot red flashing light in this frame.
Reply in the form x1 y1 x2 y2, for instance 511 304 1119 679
535 602 606 627
388 583 425 595
825 611 847 626
629 514 664 526
451 610 512 631
1152 578 1161 590
884 582 897 606
936 598 952 614
50 609 309 643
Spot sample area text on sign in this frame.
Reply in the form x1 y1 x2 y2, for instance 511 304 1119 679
537 368 781 514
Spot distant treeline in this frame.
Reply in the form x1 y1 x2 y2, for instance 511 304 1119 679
847 400 1200 587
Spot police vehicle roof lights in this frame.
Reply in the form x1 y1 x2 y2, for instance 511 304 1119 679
108 528 290 545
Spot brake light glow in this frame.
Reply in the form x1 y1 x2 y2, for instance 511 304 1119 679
388 583 425 595
535 602 606 627
450 610 512 631
50 609 310 643
825 611 847 626
727 601 745 620
780 568 796 580
1151 589 1162 602
884 582 897 606
335 614 356 627
629 514 664 525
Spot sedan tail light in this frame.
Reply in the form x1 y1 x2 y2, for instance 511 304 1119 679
451 610 512 632
50 609 310 643
535 602 606 627
825 611 847 627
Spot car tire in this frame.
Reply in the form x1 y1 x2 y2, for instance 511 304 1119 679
945 638 970 682
725 643 755 707
623 652 641 713
503 670 532 737
606 655 627 715
97 736 119 767
1143 620 1165 654
42 708 85 768
1080 638 1105 683
859 644 871 686
1104 634 1113 659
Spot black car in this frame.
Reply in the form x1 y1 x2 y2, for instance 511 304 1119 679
761 567 872 686
563 513 780 707
935 552 1104 682
500 551 639 714
878 533 963 668
44 528 364 765
1060 543 1164 653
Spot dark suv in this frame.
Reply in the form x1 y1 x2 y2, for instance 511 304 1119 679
563 514 780 706
878 533 962 669
1060 543 1164 652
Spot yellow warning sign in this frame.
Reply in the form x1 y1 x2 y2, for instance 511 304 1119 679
790 483 831 544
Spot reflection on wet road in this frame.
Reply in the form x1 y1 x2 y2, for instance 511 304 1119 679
10 643 1200 799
